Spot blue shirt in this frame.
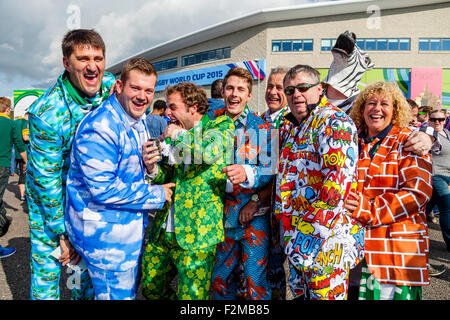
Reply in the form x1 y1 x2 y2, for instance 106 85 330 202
145 114 168 139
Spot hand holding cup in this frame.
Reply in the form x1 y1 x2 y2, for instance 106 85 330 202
143 138 161 174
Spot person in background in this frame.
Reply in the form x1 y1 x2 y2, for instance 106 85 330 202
14 111 29 201
235 66 290 300
146 99 168 138
418 105 433 127
347 81 432 300
443 108 450 131
207 78 225 113
26 29 116 300
0 97 27 258
407 98 420 129
261 67 290 128
423 109 449 275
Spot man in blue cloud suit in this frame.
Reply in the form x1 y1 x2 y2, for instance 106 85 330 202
65 58 174 300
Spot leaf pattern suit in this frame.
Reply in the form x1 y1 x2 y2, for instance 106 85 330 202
141 113 235 300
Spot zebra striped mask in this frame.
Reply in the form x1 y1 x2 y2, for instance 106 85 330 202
324 31 374 99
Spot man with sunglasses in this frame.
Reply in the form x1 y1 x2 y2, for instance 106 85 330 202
274 64 364 300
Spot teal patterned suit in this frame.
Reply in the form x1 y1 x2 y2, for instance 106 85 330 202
142 113 235 299
26 71 115 300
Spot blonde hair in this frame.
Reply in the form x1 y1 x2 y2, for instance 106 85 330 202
350 81 411 134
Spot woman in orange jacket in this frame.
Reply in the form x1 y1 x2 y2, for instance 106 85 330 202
346 81 433 300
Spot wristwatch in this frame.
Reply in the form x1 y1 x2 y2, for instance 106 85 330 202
251 193 260 204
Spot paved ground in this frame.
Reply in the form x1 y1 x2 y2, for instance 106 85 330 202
0 174 448 300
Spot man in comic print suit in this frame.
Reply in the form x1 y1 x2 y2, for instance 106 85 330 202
274 64 365 300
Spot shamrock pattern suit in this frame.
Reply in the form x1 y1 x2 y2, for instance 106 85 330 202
26 71 115 300
142 113 235 300
210 106 275 300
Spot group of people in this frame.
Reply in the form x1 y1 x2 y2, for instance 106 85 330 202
0 28 447 301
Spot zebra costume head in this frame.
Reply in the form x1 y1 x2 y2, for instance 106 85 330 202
323 31 374 99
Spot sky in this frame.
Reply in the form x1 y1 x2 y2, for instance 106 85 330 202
0 0 340 100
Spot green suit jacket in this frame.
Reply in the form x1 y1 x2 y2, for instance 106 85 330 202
148 114 235 251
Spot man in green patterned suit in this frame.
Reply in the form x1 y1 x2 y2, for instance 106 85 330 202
141 82 234 300
26 29 115 300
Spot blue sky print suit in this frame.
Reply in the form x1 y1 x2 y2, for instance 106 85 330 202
65 94 166 300
26 71 115 300
209 106 275 300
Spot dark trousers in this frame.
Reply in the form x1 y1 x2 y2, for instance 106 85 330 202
0 166 10 215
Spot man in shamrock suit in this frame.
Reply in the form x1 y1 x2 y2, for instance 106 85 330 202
141 81 235 300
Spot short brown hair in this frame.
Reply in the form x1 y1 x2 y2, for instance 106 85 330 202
62 29 105 59
0 97 11 113
165 82 209 115
406 98 418 110
419 105 433 114
223 67 253 94
120 58 157 84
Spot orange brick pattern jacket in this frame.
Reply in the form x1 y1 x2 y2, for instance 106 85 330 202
351 124 432 286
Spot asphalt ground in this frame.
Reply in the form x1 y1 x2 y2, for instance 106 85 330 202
0 174 448 300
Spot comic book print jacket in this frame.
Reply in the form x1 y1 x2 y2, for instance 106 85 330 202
26 71 115 236
351 125 432 286
148 113 235 251
210 107 275 231
274 97 365 273
65 93 166 272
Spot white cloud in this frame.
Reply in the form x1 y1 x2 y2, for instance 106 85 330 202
83 158 115 174
99 219 142 244
87 247 126 264
1 0 320 97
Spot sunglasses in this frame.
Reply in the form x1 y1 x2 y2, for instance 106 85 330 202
284 83 319 96
429 117 446 122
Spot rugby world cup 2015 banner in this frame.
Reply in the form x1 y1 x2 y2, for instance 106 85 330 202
155 59 266 92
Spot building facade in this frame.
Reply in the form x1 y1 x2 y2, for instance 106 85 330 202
107 0 450 113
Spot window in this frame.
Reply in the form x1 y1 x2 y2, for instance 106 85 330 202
282 40 292 51
321 39 336 51
418 38 450 51
365 39 376 50
399 39 410 50
153 58 178 72
272 39 313 52
388 39 399 50
377 39 387 51
303 40 313 51
272 40 281 52
181 47 231 66
322 37 411 51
